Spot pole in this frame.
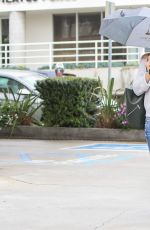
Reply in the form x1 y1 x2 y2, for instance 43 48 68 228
105 1 115 81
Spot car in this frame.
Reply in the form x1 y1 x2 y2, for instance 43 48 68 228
36 69 76 78
0 69 48 93
35 69 56 78
0 69 48 121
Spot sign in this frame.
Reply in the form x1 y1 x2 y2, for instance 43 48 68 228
1 0 75 2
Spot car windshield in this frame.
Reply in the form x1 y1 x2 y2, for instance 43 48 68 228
18 74 47 89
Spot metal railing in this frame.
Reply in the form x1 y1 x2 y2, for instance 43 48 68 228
0 40 143 69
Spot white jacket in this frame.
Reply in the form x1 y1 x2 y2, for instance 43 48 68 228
132 59 150 117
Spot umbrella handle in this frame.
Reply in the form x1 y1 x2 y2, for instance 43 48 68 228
145 24 150 35
120 10 125 17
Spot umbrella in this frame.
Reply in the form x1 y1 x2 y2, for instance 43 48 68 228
99 7 150 48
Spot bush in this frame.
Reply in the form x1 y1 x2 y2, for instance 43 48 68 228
91 77 118 128
91 77 128 129
36 77 99 127
0 91 42 135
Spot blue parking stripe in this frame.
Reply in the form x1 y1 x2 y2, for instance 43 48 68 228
20 153 32 162
76 153 140 166
71 143 148 151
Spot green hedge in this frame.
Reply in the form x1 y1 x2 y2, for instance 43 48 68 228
36 77 99 127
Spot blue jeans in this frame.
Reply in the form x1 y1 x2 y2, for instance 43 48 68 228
145 117 150 152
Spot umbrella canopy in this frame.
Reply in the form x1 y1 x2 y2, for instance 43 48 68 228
99 7 150 48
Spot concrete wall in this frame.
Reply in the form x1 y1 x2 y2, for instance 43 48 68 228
0 126 145 142
0 0 149 13
0 0 103 12
25 11 53 68
9 11 26 65
26 11 52 42
66 66 138 92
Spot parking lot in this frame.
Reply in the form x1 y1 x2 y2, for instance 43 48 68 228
0 139 150 230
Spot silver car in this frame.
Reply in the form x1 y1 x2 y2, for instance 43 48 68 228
0 69 47 120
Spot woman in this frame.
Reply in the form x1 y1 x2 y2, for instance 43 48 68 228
133 53 150 152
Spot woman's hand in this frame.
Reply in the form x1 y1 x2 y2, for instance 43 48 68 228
145 55 150 82
146 55 150 72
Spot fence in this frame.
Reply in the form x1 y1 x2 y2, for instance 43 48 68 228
0 40 143 69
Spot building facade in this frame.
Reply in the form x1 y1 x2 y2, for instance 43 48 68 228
0 0 149 69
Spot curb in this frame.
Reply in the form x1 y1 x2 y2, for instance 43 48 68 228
0 126 146 142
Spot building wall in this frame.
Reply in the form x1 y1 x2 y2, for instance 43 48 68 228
26 11 52 42
0 0 149 13
0 1 148 71
66 67 138 92
0 20 1 44
0 0 103 12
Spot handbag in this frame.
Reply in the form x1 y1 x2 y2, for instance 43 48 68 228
125 88 145 129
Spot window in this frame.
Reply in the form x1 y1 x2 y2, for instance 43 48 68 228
2 19 9 44
79 13 100 40
53 12 126 65
53 14 76 62
0 77 8 90
78 13 100 63
54 14 75 41
0 76 28 94
1 19 9 65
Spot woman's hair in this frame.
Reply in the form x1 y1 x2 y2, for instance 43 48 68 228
141 52 150 60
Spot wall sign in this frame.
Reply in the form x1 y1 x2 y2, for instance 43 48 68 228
1 0 76 3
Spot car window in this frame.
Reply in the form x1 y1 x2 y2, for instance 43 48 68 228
0 76 30 94
0 77 8 89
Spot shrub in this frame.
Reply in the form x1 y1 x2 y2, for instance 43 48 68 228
91 77 128 128
0 91 42 134
36 77 99 127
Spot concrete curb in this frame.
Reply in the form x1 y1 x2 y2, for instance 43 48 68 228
0 126 146 142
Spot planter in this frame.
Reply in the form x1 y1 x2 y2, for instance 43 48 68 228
0 126 145 142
